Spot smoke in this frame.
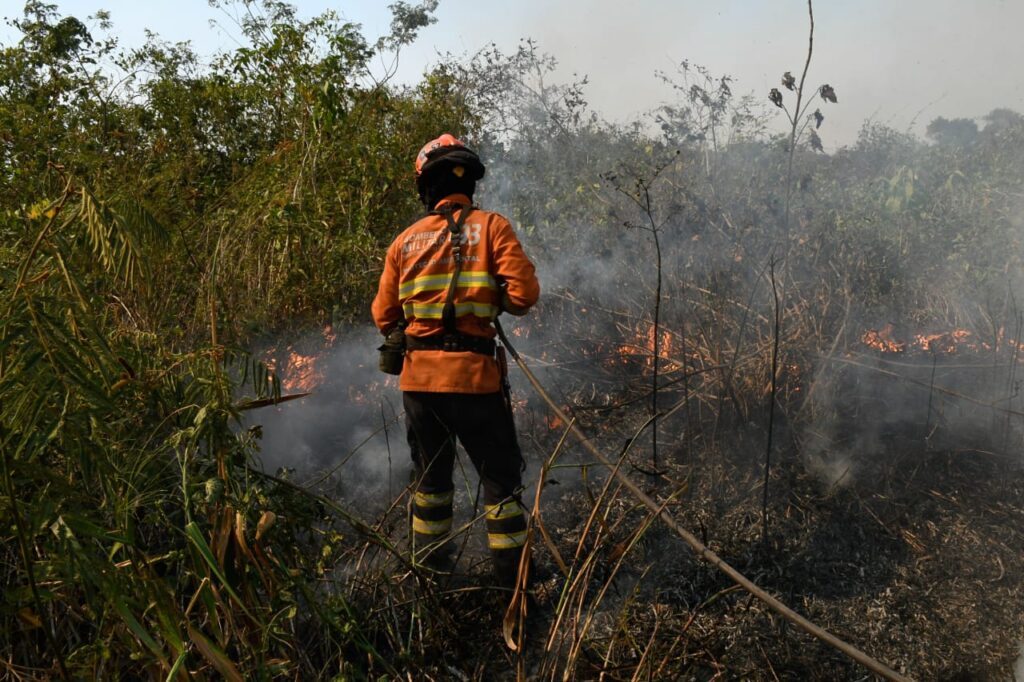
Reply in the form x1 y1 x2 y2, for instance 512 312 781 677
245 327 411 512
801 352 1024 488
245 321 585 517
472 68 1024 493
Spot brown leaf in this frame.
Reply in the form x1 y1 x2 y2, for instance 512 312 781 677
188 625 244 682
255 511 277 542
234 511 256 562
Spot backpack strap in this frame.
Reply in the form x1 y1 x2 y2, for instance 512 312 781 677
430 204 473 335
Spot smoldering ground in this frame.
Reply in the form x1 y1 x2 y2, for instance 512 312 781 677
478 113 1024 478
801 350 1024 488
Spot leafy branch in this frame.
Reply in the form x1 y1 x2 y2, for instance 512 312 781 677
766 0 838 237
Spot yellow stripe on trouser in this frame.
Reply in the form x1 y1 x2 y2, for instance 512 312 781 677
488 530 528 550
415 490 454 508
403 301 499 319
485 502 524 521
413 516 452 536
399 271 497 297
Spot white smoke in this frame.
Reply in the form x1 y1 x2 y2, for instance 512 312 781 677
246 327 410 511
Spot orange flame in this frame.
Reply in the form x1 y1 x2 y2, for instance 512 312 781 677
323 324 337 346
617 324 678 369
263 325 338 394
274 349 323 393
862 326 1008 355
912 329 982 353
861 324 905 353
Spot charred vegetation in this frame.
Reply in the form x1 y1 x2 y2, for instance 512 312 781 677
3 0 1024 679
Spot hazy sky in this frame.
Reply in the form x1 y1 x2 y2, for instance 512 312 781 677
4 0 1023 147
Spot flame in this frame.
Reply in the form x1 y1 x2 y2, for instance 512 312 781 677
917 327 970 352
348 377 393 406
546 414 563 430
348 384 372 405
862 324 905 353
276 348 323 393
862 326 1012 355
323 324 337 346
263 325 338 394
617 323 678 369
786 362 803 392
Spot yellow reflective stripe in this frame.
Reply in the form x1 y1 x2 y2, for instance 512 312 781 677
399 271 497 297
485 502 524 521
488 530 528 550
403 301 499 319
412 516 452 535
415 490 453 508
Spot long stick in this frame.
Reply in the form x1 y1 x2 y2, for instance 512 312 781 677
494 318 910 682
762 258 780 544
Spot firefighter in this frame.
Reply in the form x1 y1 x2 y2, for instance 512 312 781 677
371 133 540 586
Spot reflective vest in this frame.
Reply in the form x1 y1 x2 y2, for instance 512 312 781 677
371 194 540 393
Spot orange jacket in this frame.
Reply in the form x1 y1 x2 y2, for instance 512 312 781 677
372 194 540 393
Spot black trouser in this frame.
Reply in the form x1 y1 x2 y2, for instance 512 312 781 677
404 391 527 582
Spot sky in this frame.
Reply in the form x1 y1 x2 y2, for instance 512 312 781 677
3 0 1024 147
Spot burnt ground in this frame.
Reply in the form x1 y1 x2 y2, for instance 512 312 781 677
352 389 1024 681
316 350 1024 681
395 433 1024 680
643 435 1024 681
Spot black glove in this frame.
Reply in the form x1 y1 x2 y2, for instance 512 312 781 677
498 281 528 316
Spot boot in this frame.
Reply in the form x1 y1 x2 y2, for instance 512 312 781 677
486 499 528 588
411 488 454 573
492 547 533 590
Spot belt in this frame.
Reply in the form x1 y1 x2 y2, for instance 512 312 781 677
406 333 496 356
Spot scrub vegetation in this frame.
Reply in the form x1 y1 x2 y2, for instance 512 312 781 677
3 1 1024 679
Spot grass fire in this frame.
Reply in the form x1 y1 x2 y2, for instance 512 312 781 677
4 1 1024 680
